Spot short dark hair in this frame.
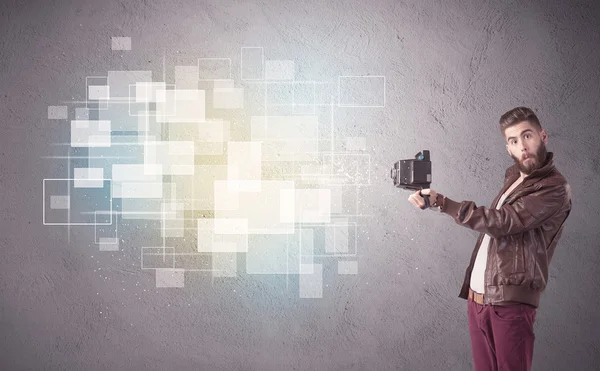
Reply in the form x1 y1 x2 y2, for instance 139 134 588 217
499 107 543 138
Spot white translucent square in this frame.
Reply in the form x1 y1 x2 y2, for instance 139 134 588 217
112 164 161 181
168 141 194 156
135 82 167 102
74 168 104 188
112 182 163 198
48 106 68 119
50 195 70 209
155 89 167 102
111 37 131 51
214 80 234 89
71 120 111 147
88 85 109 100
143 163 163 177
299 263 322 298
338 261 358 275
156 89 205 123
214 218 248 234
137 115 149 132
197 218 248 253
155 269 184 288
99 237 119 251
107 70 152 98
198 120 226 142
300 263 314 275
144 141 194 175
213 180 240 210
227 142 261 191
214 180 295 234
97 121 110 131
75 108 89 120
167 119 229 156
226 176 261 193
279 189 296 223
240 48 263 80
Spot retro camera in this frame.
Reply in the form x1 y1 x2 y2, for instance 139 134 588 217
390 150 432 209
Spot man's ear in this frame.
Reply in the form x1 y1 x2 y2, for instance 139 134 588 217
542 130 548 142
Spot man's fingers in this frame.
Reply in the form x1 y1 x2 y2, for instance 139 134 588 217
408 192 425 209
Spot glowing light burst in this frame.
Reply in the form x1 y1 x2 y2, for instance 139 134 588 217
44 44 385 298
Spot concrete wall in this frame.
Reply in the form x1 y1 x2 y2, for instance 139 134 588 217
1 0 599 370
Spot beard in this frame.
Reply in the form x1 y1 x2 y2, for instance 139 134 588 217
512 143 548 175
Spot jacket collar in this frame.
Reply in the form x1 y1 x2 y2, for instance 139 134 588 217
506 151 555 182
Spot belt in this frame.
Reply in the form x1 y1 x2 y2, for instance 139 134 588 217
468 288 485 305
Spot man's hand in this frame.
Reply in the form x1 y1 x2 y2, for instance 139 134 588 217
408 189 438 209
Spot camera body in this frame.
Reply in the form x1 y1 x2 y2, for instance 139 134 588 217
390 150 432 208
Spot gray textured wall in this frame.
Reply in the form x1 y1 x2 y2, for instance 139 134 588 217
1 0 600 370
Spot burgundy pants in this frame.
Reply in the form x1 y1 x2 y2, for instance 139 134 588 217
467 297 537 371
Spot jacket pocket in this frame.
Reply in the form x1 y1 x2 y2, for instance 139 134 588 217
513 238 526 274
496 236 525 275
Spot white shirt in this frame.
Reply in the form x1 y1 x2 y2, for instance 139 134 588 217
469 177 523 294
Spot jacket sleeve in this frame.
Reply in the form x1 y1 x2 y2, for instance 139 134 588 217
440 184 568 239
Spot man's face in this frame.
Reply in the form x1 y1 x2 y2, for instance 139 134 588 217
505 121 548 177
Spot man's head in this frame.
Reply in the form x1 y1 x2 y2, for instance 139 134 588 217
500 107 549 178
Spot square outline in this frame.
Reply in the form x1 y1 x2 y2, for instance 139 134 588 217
240 47 264 81
43 178 113 226
85 76 109 110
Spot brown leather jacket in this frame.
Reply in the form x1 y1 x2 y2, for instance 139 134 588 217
438 152 572 308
